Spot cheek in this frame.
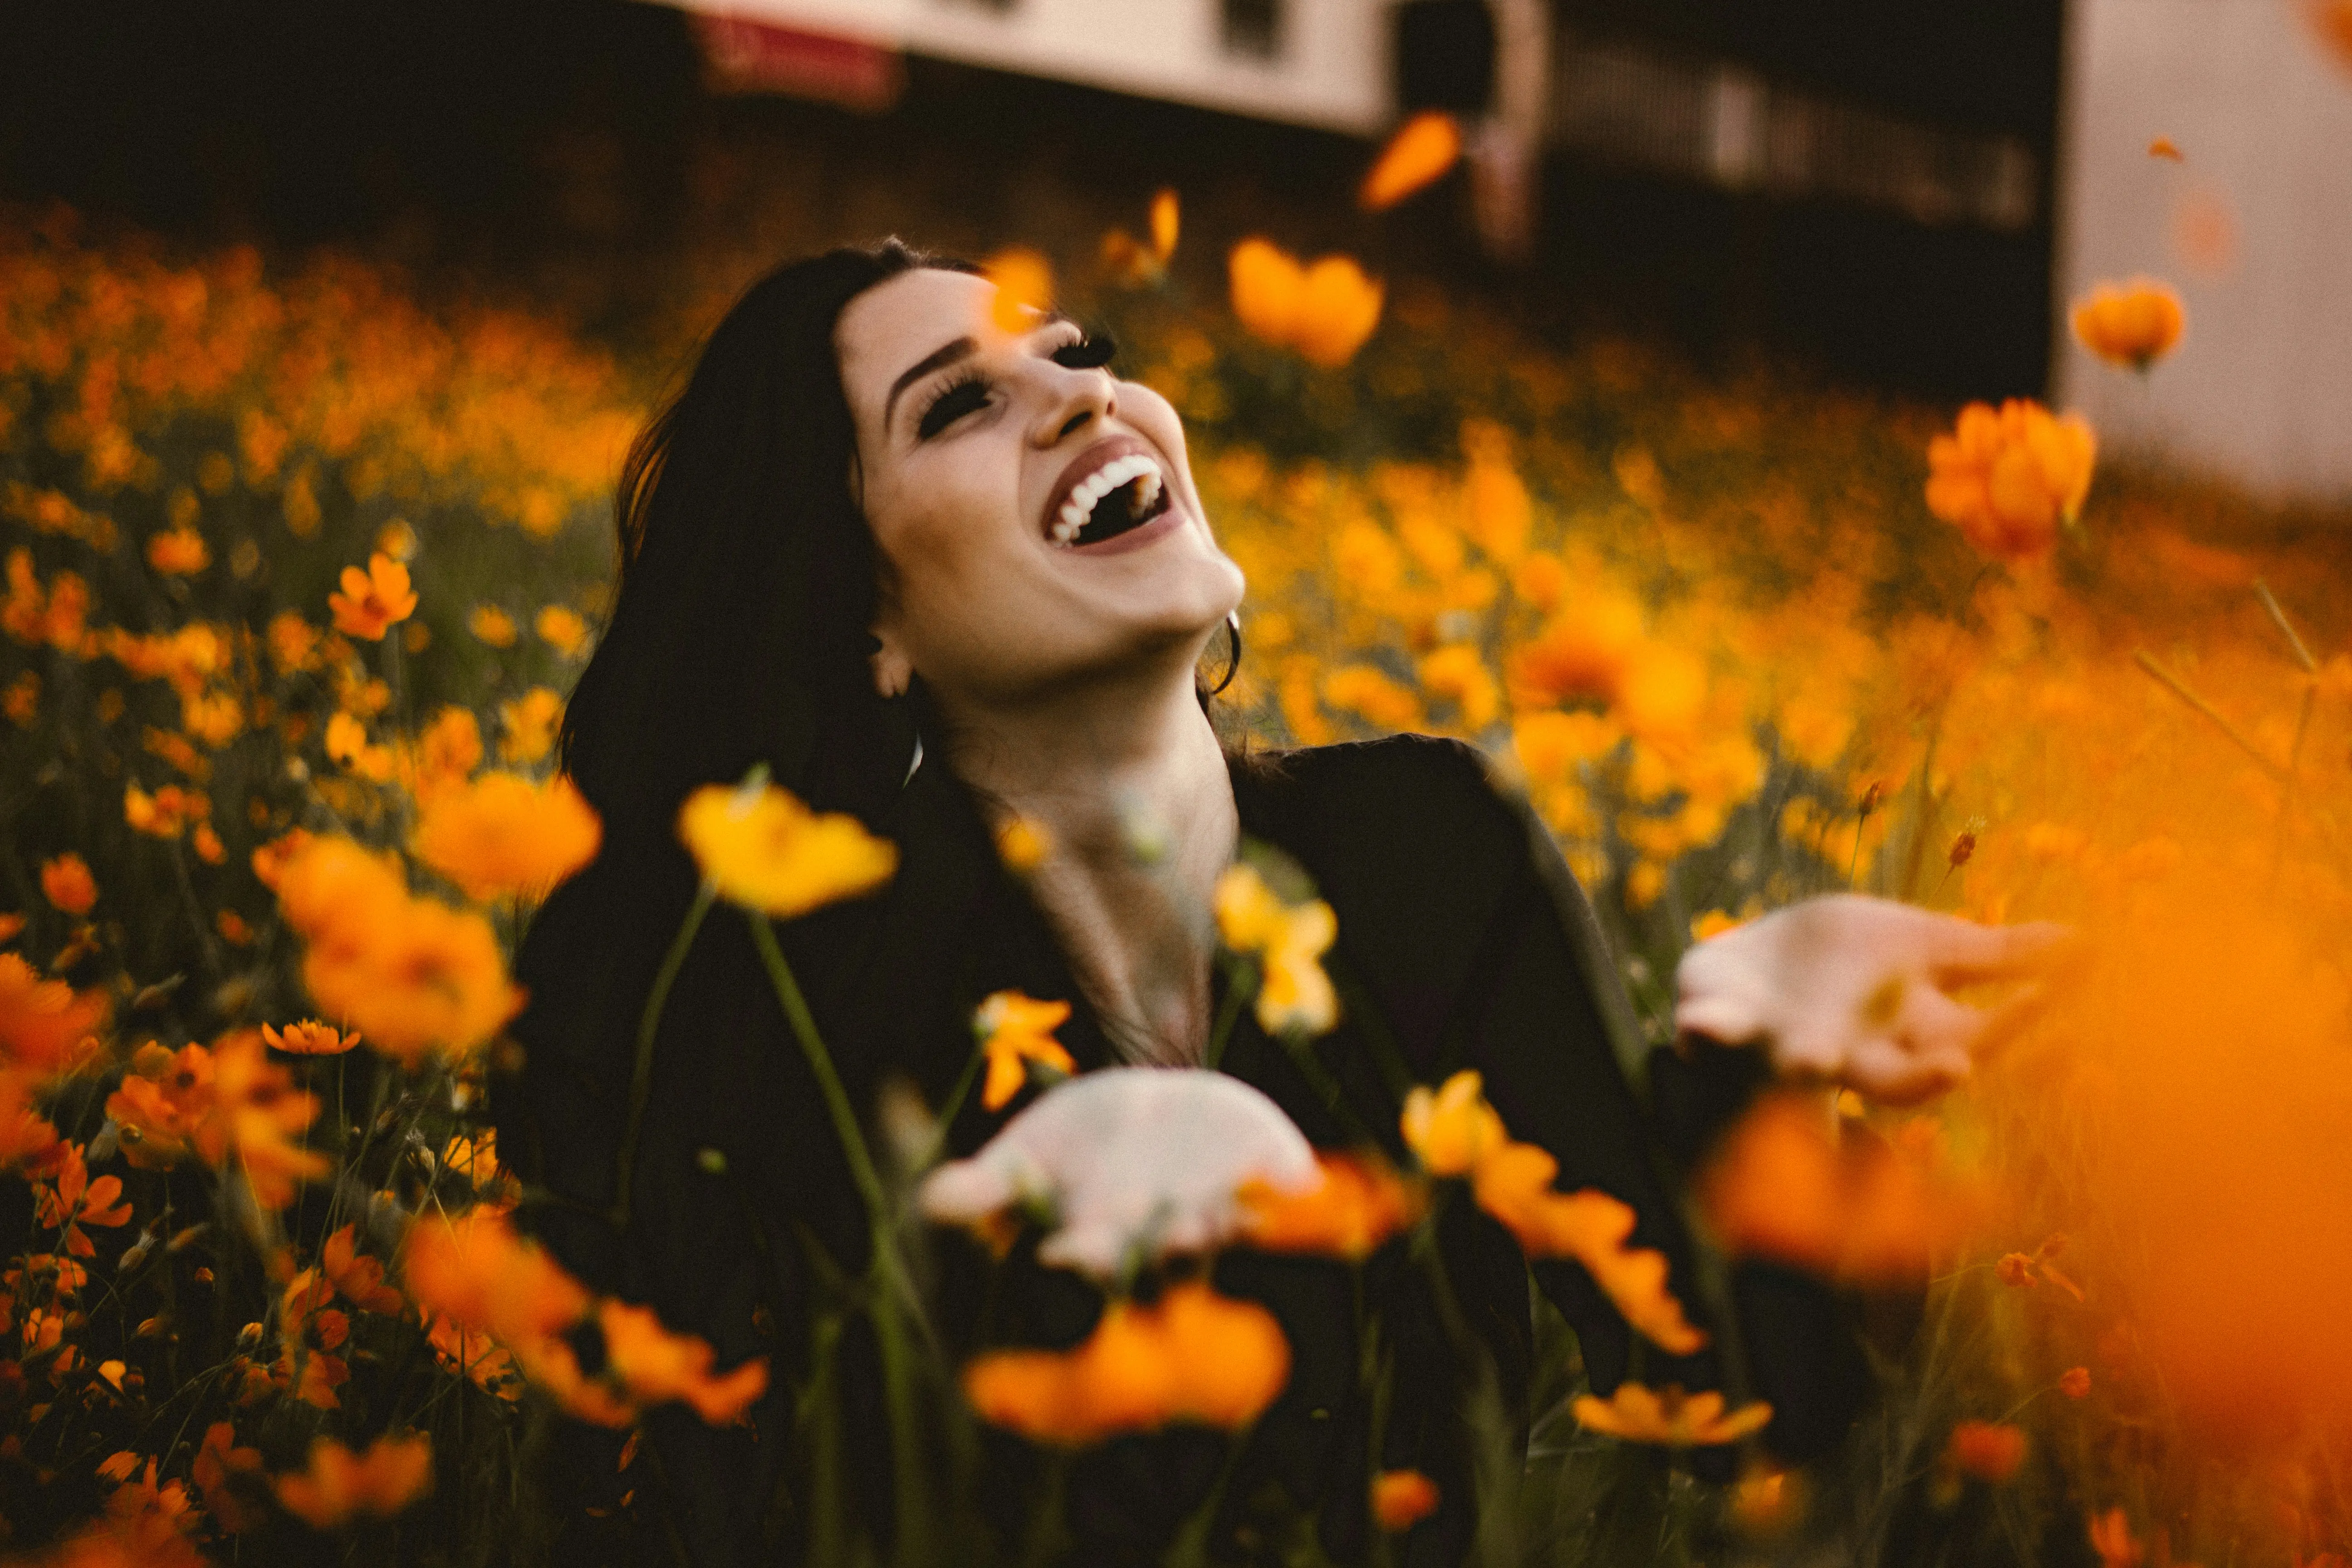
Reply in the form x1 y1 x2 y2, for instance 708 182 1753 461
871 470 1024 631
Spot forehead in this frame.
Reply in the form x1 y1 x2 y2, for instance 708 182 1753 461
835 267 999 416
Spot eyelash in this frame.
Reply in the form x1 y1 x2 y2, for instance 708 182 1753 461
913 332 1118 440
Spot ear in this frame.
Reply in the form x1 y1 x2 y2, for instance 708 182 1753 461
869 626 914 701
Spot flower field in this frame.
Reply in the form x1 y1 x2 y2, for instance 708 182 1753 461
1 185 2349 1568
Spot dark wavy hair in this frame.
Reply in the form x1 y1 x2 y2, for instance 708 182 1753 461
560 240 973 844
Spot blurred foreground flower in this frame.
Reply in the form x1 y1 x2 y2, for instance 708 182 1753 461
104 1032 330 1207
1102 189 1180 284
1213 861 1339 1035
1239 1150 1422 1260
412 770 602 902
2071 278 2186 372
1228 239 1383 368
1573 1382 1773 1447
1925 399 2097 564
272 1433 433 1529
677 776 897 919
1405 1071 1705 1353
1372 1469 1441 1531
0 951 108 1070
983 247 1054 335
1942 1419 2027 1483
274 837 523 1067
921 1068 1318 1280
1360 112 1462 210
961 1280 1289 1444
1697 1092 1990 1281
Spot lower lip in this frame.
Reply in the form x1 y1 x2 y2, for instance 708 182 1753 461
1065 500 1188 558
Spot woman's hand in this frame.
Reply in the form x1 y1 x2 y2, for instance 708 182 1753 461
1674 894 2068 1105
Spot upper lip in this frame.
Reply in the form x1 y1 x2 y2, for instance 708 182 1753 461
1040 434 1163 540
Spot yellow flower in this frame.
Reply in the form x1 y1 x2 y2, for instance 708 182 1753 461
2070 277 2186 372
677 778 897 918
1212 862 1339 1035
1573 1381 1773 1446
1359 111 1462 210
995 815 1053 873
1399 1070 1505 1176
975 990 1075 1111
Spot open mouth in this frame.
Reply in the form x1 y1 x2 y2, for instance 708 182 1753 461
1049 451 1174 549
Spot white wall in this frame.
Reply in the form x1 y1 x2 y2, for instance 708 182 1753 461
2055 0 2352 501
691 0 1394 133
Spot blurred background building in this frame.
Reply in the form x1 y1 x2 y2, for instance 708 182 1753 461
3 0 2345 496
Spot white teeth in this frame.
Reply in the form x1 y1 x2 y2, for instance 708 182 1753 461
1047 452 1165 548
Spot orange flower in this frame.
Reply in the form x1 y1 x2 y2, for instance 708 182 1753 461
191 1422 266 1534
534 604 588 657
145 526 210 575
595 1299 770 1425
261 1019 359 1055
1924 398 2097 564
34 1142 132 1257
405 706 484 801
0 1070 60 1170
994 815 1053 873
1228 239 1383 368
1573 1382 1773 1447
0 951 109 1072
320 1222 406 1315
2060 1365 2092 1398
275 837 522 1065
105 1043 213 1168
1399 1070 1505 1176
402 1208 592 1348
499 686 564 764
271 1434 434 1529
468 604 518 647
962 1281 1289 1445
123 782 205 837
2071 277 2186 372
1213 862 1340 1036
1503 592 1646 710
1472 1142 1705 1353
208 1030 331 1208
1360 111 1463 210
2090 1508 2145 1568
412 770 602 902
974 990 1075 1111
2148 136 2183 160
1239 1150 1422 1260
40 853 96 916
677 777 898 919
1697 1093 1990 1282
1372 1469 1441 1531
327 552 417 641
983 247 1055 334
1943 1420 2027 1482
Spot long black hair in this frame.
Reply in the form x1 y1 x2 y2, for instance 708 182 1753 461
559 240 965 844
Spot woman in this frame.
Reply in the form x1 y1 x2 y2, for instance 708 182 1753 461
499 241 2053 1566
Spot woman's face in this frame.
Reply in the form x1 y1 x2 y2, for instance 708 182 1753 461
836 267 1245 708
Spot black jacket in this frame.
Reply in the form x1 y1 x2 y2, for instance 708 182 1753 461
499 733 1866 1566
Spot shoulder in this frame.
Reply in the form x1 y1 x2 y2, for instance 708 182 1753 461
1236 733 1529 870
1234 732 1544 955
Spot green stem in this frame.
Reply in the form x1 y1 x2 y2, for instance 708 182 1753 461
608 884 714 1230
907 1046 985 1180
747 914 928 1568
1201 956 1250 1072
1408 1195 1518 1565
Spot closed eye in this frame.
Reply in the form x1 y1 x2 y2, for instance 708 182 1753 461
916 373 991 440
1051 333 1117 371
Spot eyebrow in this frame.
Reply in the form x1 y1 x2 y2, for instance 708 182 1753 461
879 309 1079 430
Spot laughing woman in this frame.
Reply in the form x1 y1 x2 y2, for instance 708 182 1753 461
499 242 2054 1566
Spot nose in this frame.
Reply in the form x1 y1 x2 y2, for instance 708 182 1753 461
1029 359 1116 447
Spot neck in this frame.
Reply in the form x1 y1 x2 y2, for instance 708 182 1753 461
934 653 1236 1065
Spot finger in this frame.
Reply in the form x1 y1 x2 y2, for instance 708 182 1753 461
917 1158 1013 1224
1965 980 2056 1062
1924 917 2073 985
1844 1030 1971 1107
1674 992 1769 1047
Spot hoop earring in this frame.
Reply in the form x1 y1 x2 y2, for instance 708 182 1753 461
1205 610 1242 697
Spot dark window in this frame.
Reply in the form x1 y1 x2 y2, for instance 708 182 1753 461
1222 0 1283 59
